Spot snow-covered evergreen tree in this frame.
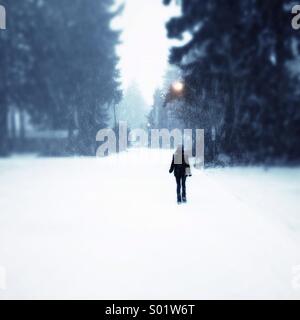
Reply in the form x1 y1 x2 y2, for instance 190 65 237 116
117 82 148 129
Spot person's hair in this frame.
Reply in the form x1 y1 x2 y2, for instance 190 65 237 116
175 144 184 154
174 145 185 164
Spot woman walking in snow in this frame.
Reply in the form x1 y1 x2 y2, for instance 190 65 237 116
169 145 192 204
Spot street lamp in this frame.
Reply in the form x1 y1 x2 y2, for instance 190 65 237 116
172 81 185 94
163 80 185 108
164 80 218 164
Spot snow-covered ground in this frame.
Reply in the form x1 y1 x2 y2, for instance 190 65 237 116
0 149 299 299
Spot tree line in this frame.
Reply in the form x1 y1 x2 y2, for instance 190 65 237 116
0 0 121 156
161 0 300 164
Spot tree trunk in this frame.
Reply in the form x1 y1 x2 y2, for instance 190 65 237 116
10 106 17 140
223 77 235 154
19 108 26 140
0 99 8 156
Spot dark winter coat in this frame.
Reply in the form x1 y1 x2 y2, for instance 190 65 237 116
169 150 191 177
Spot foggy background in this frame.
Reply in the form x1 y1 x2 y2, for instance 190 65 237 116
1 0 300 300
0 0 299 163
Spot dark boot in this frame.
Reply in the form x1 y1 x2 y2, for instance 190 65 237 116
182 176 187 203
176 176 181 204
177 195 182 204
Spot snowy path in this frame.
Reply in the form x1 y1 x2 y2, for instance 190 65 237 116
0 149 299 299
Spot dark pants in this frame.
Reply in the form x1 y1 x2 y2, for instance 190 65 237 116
175 175 186 201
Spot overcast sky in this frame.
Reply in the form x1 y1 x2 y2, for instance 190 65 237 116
114 0 180 105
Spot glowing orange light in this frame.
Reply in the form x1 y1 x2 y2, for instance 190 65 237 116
172 81 184 93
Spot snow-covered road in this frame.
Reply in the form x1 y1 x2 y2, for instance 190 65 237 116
0 149 299 299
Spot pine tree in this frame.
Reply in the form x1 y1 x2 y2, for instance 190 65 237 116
39 0 122 155
0 0 35 154
0 0 121 156
148 66 183 130
164 0 300 163
118 82 148 129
